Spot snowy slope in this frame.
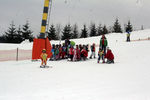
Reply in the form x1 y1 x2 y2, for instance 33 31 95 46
0 29 150 50
0 29 150 100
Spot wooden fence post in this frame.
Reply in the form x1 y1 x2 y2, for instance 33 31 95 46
16 48 19 61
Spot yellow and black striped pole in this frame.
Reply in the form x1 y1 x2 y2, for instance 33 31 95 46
40 0 50 39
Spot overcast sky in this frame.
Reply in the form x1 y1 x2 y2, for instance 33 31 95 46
0 0 150 35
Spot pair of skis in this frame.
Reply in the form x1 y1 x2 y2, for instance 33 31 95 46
40 65 52 68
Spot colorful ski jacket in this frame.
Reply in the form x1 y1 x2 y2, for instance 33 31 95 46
91 45 95 52
98 50 104 56
51 49 55 55
100 38 108 47
55 48 59 55
81 49 88 57
69 48 74 55
41 53 48 61
105 50 114 60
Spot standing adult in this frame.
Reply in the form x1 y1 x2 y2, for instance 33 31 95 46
100 35 108 55
65 38 70 47
126 31 131 42
65 38 70 58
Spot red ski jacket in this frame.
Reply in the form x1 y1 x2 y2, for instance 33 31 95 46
105 50 114 60
81 49 88 57
69 48 74 55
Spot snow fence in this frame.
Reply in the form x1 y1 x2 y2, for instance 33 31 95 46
0 48 32 62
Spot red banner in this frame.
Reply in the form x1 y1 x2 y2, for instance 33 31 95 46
32 38 52 60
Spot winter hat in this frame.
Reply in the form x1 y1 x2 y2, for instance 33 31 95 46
107 47 110 50
99 48 102 51
102 35 105 38
42 49 46 52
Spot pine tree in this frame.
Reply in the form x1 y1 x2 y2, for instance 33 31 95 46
61 24 72 40
125 20 133 32
16 25 23 43
72 24 79 39
97 24 103 36
55 24 62 40
102 25 108 34
80 25 88 38
0 36 6 43
47 24 58 40
4 21 18 43
113 18 122 33
22 21 33 41
90 23 97 37
108 26 113 33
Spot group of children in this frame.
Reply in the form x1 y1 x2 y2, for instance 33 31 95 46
50 43 89 61
40 35 115 66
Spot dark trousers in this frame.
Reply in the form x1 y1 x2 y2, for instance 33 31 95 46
98 55 104 62
81 54 86 61
101 45 106 55
127 36 130 42
106 59 114 64
69 54 73 61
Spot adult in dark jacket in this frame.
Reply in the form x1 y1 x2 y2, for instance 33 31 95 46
65 38 70 47
100 35 108 55
126 31 131 42
104 47 114 64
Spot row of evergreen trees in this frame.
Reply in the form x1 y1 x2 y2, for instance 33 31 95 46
0 19 133 43
47 19 133 40
0 21 33 43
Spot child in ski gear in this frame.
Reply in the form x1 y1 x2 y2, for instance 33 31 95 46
69 46 74 61
100 35 108 55
76 45 81 61
59 44 62 59
97 47 105 63
79 44 83 52
73 46 77 61
62 43 66 59
81 46 88 61
86 44 89 52
90 43 96 59
55 45 59 60
50 44 55 61
104 47 114 64
41 49 48 66
73 45 81 61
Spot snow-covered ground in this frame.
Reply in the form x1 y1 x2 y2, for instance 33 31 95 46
0 29 150 100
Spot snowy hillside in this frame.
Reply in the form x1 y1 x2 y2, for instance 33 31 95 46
0 29 150 100
0 29 150 50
